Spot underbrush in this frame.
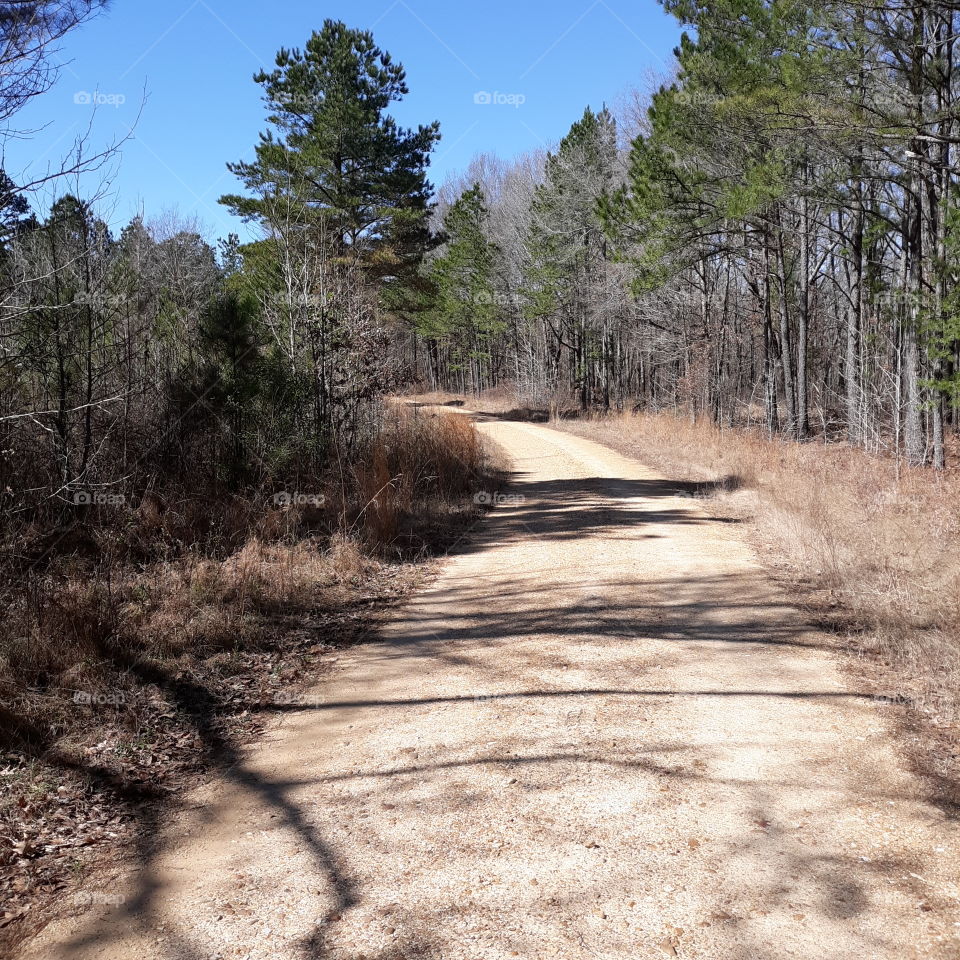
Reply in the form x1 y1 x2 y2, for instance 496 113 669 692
557 411 960 726
0 405 500 940
358 402 490 547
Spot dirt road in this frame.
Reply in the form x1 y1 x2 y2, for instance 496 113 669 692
22 418 960 959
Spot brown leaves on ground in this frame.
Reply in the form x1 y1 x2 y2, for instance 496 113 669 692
0 545 425 953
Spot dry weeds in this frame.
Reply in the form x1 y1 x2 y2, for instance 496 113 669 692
0 406 501 947
355 404 492 549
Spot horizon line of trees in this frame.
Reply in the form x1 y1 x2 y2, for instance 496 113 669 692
411 0 960 469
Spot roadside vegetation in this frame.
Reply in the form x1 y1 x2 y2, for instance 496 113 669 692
0 10 497 945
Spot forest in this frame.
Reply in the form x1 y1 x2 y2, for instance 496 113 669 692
418 0 960 469
5 0 959 534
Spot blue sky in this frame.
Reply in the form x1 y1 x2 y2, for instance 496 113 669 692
5 0 680 243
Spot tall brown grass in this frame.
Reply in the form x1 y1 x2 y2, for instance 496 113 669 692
560 411 960 724
0 406 498 753
354 404 492 548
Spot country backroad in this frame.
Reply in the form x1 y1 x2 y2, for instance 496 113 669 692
22 416 960 960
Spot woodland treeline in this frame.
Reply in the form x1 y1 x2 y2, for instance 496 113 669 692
5 0 960 541
2 12 440 531
414 0 960 468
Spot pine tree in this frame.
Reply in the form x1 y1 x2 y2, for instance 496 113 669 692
525 107 619 409
220 19 439 276
422 184 500 390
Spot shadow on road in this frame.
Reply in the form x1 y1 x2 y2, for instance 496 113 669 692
38 429 958 960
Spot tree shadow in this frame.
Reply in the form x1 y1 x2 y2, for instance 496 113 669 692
460 473 746 547
43 645 361 960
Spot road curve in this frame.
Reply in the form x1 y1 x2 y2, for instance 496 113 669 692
22 418 960 960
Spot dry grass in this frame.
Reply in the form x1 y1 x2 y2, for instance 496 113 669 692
1 406 495 709
558 411 960 725
353 405 492 549
1 536 383 754
1 408 496 739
